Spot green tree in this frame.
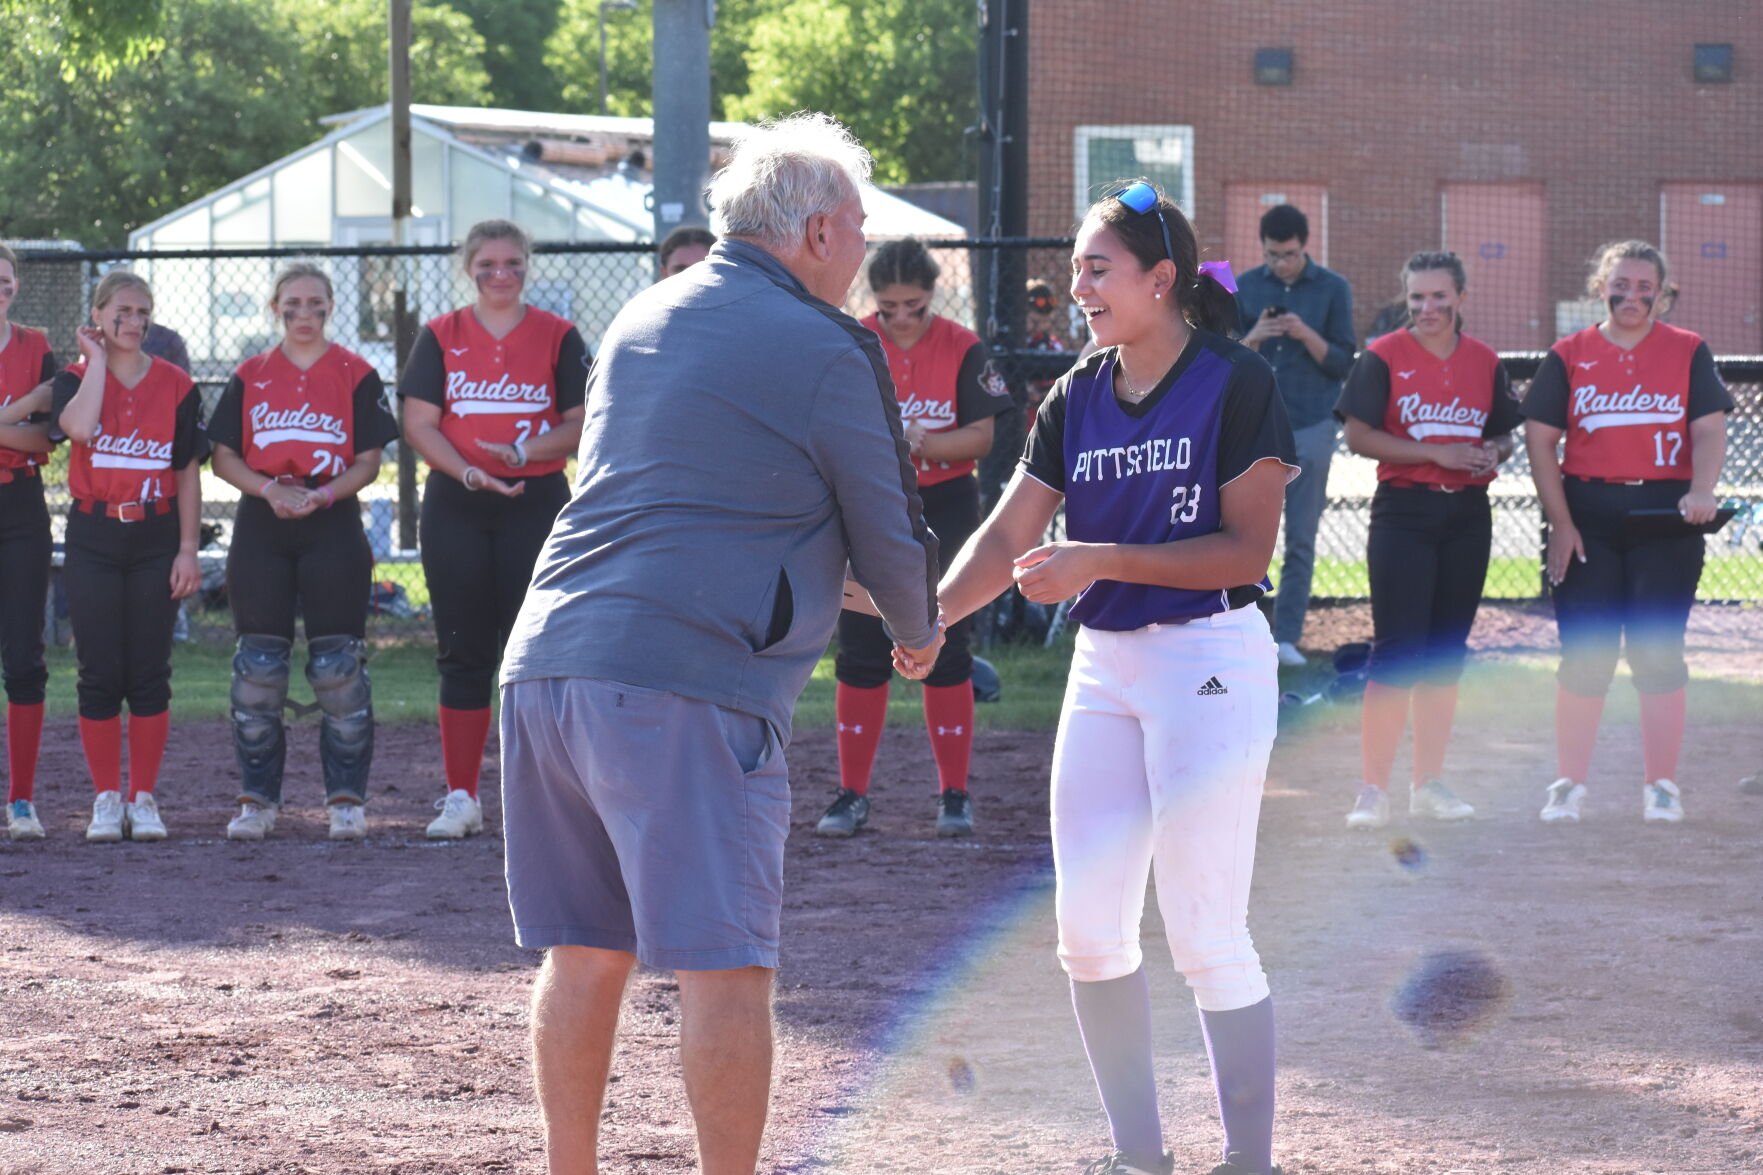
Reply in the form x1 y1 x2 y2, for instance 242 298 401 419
0 0 309 244
545 0 976 183
450 0 565 112
727 0 976 184
545 0 781 119
0 0 493 246
0 0 166 78
277 0 493 118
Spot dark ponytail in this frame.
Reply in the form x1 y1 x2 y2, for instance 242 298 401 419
1187 267 1240 335
867 236 941 292
1085 178 1236 335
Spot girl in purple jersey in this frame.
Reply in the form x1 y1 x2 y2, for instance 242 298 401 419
933 181 1296 1175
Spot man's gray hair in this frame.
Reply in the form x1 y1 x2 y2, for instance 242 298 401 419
708 112 872 251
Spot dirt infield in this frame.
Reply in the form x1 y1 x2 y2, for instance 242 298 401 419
3 702 1762 1174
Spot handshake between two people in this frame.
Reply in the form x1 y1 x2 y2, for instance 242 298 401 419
854 539 1096 681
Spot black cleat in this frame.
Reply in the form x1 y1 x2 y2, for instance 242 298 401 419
815 788 870 837
1080 1150 1174 1175
935 789 974 837
1208 1162 1285 1175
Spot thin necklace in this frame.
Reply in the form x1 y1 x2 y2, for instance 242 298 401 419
1116 357 1158 400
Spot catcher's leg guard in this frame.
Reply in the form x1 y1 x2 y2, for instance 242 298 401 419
231 634 291 805
307 635 374 803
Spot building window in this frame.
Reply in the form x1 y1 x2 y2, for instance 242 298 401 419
1073 125 1196 221
1693 43 1734 84
1254 48 1295 86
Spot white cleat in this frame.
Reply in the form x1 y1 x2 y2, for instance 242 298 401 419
7 799 45 840
1643 779 1684 824
125 793 168 841
426 789 483 839
1410 779 1475 821
1345 785 1390 829
1540 778 1586 823
328 803 368 841
1275 641 1308 668
86 790 125 842
226 803 278 841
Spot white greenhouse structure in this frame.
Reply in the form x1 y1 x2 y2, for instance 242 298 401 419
126 105 967 379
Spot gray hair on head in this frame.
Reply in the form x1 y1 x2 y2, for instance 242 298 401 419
708 112 872 251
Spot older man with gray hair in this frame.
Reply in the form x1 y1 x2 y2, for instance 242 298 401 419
497 112 944 1173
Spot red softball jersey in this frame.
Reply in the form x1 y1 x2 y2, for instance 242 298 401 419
1551 322 1704 481
0 324 56 473
224 344 377 481
57 357 199 503
1362 329 1509 488
421 306 577 479
862 312 1009 488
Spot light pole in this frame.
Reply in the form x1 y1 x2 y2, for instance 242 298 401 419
599 0 639 116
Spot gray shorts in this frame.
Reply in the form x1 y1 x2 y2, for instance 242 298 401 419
500 677 788 971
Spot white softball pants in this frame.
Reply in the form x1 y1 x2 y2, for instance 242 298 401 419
1052 605 1278 1011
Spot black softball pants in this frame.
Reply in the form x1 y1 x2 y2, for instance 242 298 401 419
420 470 570 710
1553 478 1703 697
1366 484 1492 687
63 508 180 720
227 495 374 641
837 474 978 690
0 476 51 706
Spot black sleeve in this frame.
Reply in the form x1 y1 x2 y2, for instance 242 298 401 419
49 370 82 440
352 370 401 452
1687 342 1735 419
1018 380 1069 492
554 328 591 412
1218 358 1298 486
206 375 246 454
1334 350 1391 426
37 350 57 385
953 342 1015 425
1519 351 1570 428
397 327 447 406
171 383 207 470
1484 363 1522 437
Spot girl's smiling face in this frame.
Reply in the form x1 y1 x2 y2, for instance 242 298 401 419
1070 218 1170 350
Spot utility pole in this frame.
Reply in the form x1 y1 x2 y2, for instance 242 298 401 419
389 0 417 551
976 0 1028 351
650 0 714 242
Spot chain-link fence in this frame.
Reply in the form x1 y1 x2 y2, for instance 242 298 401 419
10 240 1762 645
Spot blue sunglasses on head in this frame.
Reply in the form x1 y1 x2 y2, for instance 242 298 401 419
1111 181 1175 266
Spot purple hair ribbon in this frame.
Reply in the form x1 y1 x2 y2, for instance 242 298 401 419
1198 260 1238 294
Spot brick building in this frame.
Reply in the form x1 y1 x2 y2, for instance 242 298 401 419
1026 1 1762 353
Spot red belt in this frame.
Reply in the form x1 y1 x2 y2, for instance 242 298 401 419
1566 475 1653 487
0 466 40 485
1385 478 1472 493
74 497 175 522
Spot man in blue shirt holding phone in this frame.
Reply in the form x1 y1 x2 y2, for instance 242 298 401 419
1236 203 1356 666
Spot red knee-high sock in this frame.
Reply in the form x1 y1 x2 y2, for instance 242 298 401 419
7 702 45 803
1359 681 1409 791
835 682 889 796
438 705 492 798
922 681 975 794
1638 688 1687 784
1555 686 1606 784
1409 684 1460 784
127 711 170 801
79 716 123 796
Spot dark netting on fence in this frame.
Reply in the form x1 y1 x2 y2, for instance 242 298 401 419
10 239 1762 645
